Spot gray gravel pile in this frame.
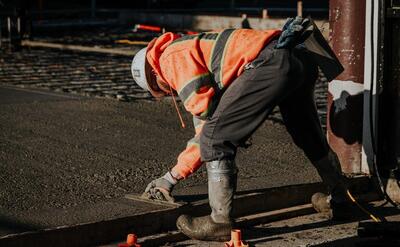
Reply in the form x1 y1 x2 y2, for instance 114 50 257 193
0 47 328 127
0 48 152 101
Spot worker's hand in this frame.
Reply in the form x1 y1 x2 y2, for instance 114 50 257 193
276 16 310 49
142 171 179 203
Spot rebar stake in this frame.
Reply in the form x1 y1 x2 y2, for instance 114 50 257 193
118 233 141 247
224 229 249 247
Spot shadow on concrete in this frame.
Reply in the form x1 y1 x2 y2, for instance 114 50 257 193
310 236 359 247
241 203 400 246
174 184 327 204
0 215 42 236
174 193 207 203
329 91 363 145
244 219 346 245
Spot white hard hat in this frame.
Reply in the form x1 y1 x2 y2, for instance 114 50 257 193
131 47 149 91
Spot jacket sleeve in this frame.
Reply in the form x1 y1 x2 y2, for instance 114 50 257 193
171 116 205 178
159 47 213 178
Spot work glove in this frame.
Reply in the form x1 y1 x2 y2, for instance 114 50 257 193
142 171 179 203
275 16 311 49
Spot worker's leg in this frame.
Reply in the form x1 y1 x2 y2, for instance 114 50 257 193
200 44 303 226
177 159 237 241
200 44 303 162
176 43 304 241
278 48 348 207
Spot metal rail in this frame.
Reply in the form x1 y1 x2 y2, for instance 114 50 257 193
21 40 137 56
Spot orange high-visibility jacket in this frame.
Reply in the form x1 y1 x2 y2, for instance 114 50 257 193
147 29 281 178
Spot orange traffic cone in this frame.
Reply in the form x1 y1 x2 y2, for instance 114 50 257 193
224 229 249 247
118 233 141 247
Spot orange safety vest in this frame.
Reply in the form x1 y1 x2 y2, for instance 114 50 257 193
147 29 281 178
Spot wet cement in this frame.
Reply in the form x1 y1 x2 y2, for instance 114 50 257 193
0 86 320 236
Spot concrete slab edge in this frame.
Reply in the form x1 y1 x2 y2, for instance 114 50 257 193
0 178 377 247
21 40 137 57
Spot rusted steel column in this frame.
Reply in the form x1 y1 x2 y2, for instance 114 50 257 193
328 0 366 174
297 1 303 17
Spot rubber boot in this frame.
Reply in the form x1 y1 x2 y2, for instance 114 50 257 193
311 149 354 220
311 192 356 220
176 159 237 241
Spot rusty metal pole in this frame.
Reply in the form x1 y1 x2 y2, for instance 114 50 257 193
262 9 268 19
328 0 366 174
297 1 303 17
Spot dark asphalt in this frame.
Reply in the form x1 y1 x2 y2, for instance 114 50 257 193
0 85 321 236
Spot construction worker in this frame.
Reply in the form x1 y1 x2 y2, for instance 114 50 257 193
241 13 251 29
131 17 350 241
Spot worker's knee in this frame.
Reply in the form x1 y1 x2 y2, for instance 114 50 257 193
199 122 220 162
199 125 211 161
199 124 237 162
206 160 237 175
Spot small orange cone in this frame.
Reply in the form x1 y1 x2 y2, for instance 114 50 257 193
224 229 249 247
118 233 141 247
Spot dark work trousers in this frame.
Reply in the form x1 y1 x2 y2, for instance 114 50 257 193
200 43 330 164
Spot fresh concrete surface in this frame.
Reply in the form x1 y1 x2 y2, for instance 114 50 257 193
0 85 321 236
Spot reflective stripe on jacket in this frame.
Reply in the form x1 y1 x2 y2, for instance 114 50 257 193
147 29 281 178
